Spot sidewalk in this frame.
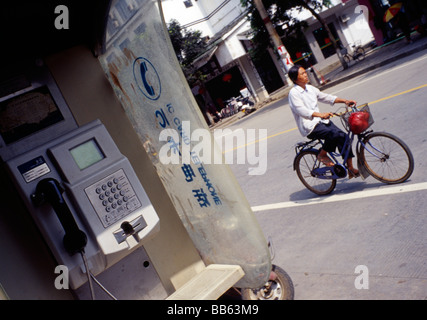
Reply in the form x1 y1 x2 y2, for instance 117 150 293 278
321 32 427 90
211 32 427 129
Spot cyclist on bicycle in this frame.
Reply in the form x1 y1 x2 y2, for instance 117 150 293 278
288 65 360 178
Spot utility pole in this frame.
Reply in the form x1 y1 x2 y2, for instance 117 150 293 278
253 0 293 85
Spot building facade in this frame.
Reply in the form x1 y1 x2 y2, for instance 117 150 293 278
352 0 427 46
161 0 426 116
161 0 286 116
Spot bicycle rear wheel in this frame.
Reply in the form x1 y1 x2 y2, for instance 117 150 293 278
295 150 336 195
343 54 351 65
359 132 414 184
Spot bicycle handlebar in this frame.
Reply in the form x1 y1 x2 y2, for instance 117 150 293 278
332 103 364 117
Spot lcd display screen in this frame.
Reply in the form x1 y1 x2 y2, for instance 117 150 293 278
70 139 104 170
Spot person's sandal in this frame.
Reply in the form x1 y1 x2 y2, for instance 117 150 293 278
348 169 360 179
317 155 334 167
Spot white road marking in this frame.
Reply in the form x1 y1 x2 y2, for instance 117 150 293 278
251 182 427 212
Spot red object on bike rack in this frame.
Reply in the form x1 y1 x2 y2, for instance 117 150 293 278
348 111 370 134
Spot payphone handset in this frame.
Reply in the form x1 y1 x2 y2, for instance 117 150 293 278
5 120 160 289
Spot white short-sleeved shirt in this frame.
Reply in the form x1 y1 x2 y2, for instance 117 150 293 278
288 84 337 137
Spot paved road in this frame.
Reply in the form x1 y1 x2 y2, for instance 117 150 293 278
219 51 427 300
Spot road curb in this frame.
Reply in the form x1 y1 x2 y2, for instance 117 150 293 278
321 42 427 90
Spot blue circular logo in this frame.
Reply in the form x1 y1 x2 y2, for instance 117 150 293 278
133 57 161 100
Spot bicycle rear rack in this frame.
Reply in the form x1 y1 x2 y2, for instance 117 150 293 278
294 139 322 154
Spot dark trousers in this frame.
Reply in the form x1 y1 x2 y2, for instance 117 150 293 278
307 121 354 158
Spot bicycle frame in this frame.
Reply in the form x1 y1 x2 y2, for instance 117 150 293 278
295 129 381 181
294 103 414 194
312 131 355 180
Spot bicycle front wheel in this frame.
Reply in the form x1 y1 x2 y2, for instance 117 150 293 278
295 150 336 195
355 47 365 61
359 132 414 184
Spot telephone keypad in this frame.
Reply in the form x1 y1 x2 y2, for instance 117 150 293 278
85 169 142 228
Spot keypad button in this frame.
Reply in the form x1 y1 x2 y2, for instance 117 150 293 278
87 169 141 229
97 177 125 216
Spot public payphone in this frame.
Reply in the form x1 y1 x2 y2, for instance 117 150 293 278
0 65 159 290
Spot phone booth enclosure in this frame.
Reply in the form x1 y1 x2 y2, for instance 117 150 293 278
98 0 271 288
0 0 272 299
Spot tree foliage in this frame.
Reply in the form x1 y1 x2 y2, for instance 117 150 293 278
240 0 333 61
167 19 207 83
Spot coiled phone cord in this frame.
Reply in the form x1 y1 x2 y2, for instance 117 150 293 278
89 272 117 300
31 178 118 300
80 251 118 300
80 251 96 300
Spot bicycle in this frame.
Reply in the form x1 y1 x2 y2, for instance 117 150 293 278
341 42 366 65
293 104 414 195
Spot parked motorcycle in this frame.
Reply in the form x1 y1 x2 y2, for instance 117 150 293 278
220 95 256 118
220 97 238 118
233 238 295 300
